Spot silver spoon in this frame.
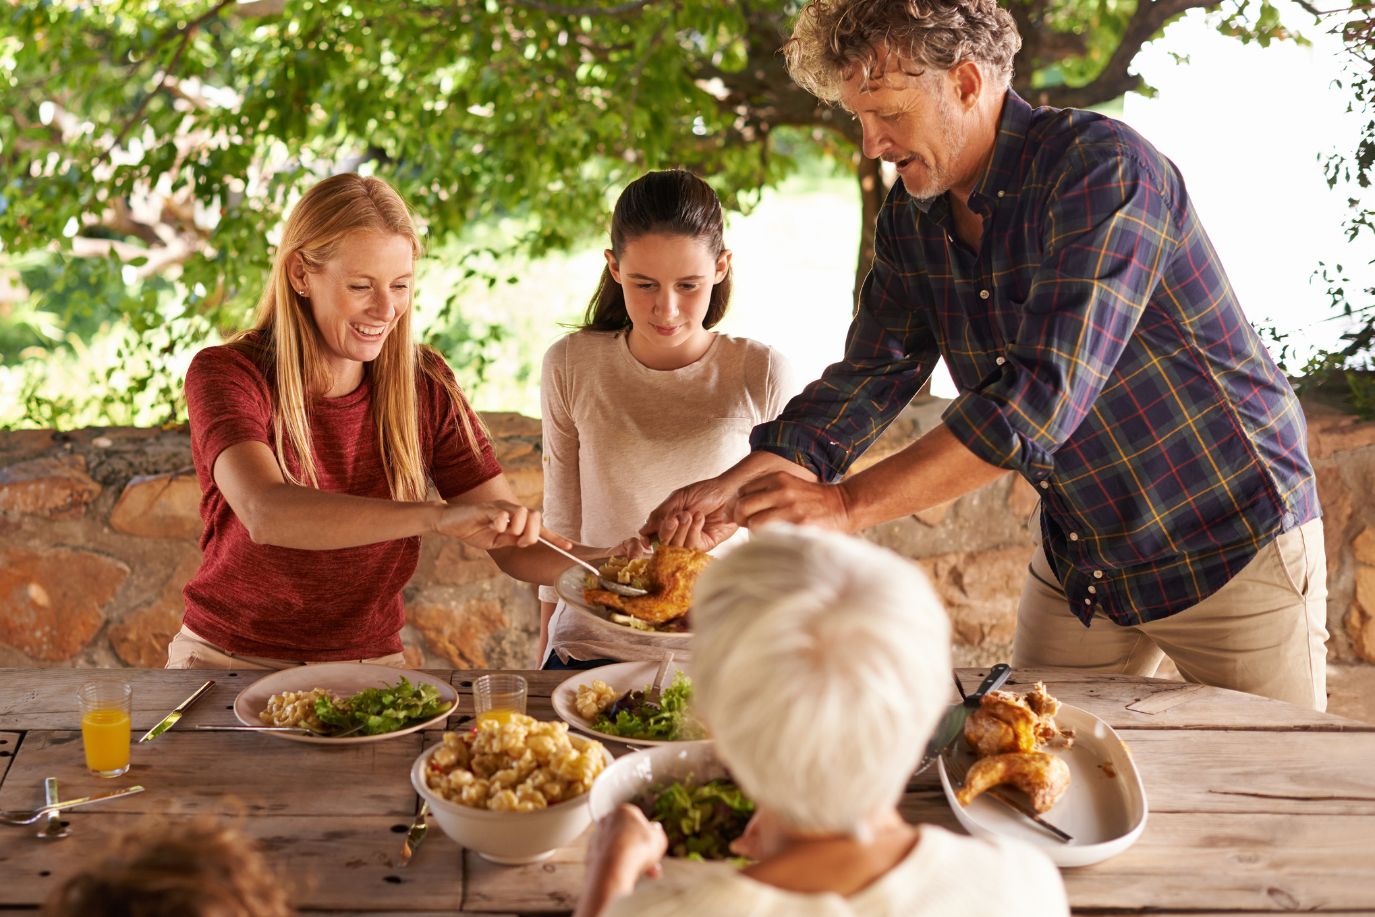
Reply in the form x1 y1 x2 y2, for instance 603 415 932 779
537 536 648 597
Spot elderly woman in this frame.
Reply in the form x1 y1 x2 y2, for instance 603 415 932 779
167 173 574 668
577 525 1068 916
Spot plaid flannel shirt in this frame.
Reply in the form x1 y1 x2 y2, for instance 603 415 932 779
751 90 1319 626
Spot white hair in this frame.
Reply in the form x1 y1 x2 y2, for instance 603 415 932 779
691 524 951 835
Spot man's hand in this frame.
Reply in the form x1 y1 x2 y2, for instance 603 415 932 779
575 804 668 917
639 476 739 551
733 472 856 532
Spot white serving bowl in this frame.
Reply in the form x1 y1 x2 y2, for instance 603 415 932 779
588 740 726 822
411 736 613 865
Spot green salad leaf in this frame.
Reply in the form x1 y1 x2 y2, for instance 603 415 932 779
635 776 755 861
591 671 704 741
313 677 450 736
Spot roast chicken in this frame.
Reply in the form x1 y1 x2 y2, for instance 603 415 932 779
954 751 1072 813
954 682 1075 814
583 545 711 625
963 682 1075 757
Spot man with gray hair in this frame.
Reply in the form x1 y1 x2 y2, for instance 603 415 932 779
645 0 1328 710
577 524 1068 916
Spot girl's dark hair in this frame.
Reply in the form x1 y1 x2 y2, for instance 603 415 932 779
581 169 732 331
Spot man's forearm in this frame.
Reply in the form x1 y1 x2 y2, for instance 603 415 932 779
726 449 817 489
838 423 1008 531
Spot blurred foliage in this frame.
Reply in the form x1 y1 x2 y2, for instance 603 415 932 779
1284 0 1375 417
0 0 1309 428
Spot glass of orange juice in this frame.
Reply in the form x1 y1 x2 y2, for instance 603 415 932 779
78 681 132 777
473 674 527 725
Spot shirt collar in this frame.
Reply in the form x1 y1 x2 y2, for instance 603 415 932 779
968 89 1032 216
901 89 1032 220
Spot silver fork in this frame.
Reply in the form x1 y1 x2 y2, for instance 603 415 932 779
189 722 367 737
2 786 145 826
37 778 68 840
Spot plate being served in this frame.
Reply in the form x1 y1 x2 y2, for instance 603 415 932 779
551 660 700 748
554 564 692 643
937 702 1148 867
233 662 458 746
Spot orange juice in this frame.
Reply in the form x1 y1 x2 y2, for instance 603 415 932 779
81 708 131 776
476 707 520 726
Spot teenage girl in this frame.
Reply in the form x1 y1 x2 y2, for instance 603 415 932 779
538 169 798 668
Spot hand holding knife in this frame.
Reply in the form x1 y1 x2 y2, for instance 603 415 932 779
139 680 215 743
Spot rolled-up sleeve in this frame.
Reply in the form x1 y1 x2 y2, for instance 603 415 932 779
943 151 1177 479
750 194 940 482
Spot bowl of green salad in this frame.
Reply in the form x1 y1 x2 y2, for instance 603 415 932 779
589 741 756 861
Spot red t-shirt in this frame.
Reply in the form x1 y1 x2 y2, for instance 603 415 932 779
181 336 501 660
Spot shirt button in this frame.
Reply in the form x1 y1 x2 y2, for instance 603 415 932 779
1069 532 1080 541
996 190 1005 198
1039 481 1050 490
1088 585 1097 594
995 356 1006 366
978 289 991 300
1084 598 1092 605
1093 570 1103 579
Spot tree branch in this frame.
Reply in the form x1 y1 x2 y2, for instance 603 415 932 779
1020 0 1223 109
106 0 235 157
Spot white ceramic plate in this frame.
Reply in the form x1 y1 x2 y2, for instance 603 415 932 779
233 662 458 746
551 659 701 748
938 703 1148 867
554 564 693 643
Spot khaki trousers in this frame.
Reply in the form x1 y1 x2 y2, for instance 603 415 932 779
165 625 407 671
1012 518 1329 711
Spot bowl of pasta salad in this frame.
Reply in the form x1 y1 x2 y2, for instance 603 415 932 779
411 713 613 864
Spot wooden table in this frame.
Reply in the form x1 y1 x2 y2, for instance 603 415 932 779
1 667 1372 915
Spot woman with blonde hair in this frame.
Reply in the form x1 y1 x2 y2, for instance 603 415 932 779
167 173 571 668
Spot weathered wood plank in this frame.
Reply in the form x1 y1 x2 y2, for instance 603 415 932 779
0 731 19 786
461 835 587 914
0 669 463 731
1122 730 1375 815
0 729 424 817
0 815 465 911
1062 812 1375 911
956 668 1369 732
451 671 566 699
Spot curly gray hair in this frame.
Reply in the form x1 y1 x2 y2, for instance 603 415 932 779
784 0 1022 102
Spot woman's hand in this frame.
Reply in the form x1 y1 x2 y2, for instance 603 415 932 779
641 477 738 551
436 500 543 549
577 804 667 916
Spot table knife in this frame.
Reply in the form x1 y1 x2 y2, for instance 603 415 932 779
138 679 215 743
400 800 430 866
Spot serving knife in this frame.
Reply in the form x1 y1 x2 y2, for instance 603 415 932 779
400 800 430 866
916 663 1012 773
139 679 215 743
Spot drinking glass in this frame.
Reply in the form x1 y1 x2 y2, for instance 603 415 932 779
473 674 527 726
78 681 132 777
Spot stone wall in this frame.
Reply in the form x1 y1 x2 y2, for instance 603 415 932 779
3 397 1374 672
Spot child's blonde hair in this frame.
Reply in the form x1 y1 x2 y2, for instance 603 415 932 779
42 815 293 917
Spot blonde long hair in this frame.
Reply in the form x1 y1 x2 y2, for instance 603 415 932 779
236 173 481 502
